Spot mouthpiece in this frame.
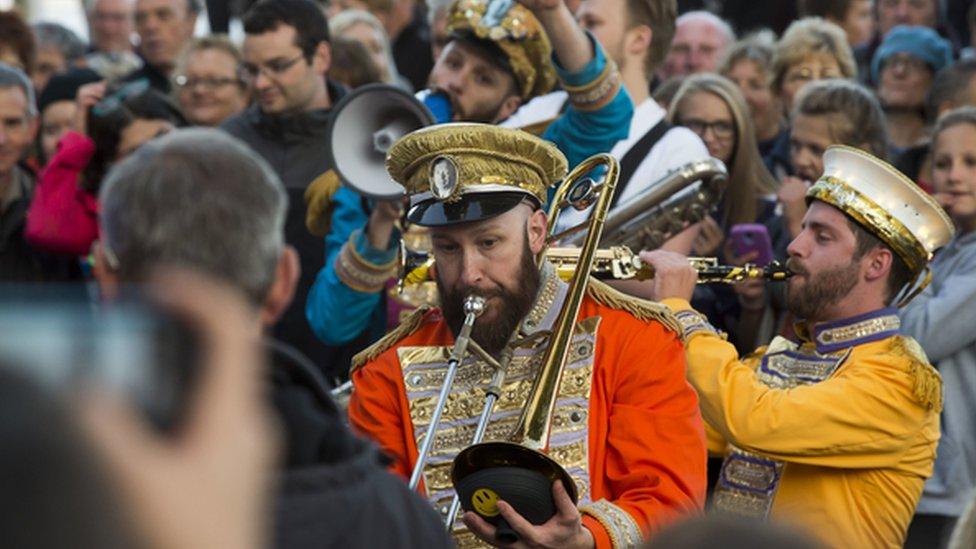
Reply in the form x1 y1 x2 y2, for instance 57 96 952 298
463 296 487 317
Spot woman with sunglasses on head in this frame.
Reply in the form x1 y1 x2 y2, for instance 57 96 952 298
667 73 782 353
25 79 186 259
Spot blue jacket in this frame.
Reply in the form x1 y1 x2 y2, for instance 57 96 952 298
306 34 633 348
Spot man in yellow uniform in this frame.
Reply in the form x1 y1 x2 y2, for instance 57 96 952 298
641 145 956 549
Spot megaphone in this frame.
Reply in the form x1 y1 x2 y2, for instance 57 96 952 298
328 83 436 200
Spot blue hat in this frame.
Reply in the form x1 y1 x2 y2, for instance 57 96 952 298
871 25 953 82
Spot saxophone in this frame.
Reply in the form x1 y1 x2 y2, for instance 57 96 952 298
562 157 729 250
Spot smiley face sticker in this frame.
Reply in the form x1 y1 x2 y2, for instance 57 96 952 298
471 487 501 517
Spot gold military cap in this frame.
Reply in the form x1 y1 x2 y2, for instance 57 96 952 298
446 0 557 101
386 123 568 226
807 146 955 299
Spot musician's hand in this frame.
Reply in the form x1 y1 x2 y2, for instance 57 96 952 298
691 215 723 256
639 249 697 302
463 481 594 549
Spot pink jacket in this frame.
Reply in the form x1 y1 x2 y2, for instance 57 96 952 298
25 131 100 256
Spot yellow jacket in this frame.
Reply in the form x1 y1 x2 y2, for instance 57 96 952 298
663 298 942 549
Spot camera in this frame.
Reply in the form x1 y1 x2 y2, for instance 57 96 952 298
0 286 198 432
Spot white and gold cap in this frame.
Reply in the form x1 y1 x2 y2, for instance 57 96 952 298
807 145 955 301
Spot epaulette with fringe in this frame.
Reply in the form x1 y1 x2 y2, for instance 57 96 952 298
585 278 682 336
890 335 943 412
350 306 432 374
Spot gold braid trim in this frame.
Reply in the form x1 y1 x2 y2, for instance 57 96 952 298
585 278 681 335
580 499 643 548
350 306 432 373
891 336 943 412
562 59 622 112
334 230 399 294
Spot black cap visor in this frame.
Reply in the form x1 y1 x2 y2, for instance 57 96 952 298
407 191 534 227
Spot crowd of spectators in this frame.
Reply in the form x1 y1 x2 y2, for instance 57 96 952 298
0 0 975 547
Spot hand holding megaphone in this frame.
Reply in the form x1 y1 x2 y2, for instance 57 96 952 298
366 198 407 251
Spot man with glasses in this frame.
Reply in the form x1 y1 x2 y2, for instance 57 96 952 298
0 64 74 281
222 0 348 372
120 0 200 93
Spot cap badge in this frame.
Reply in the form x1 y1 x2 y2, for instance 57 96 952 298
430 155 460 201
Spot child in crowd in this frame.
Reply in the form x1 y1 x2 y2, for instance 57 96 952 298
900 106 976 549
25 80 185 258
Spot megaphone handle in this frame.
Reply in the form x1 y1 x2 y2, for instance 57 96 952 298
494 517 519 544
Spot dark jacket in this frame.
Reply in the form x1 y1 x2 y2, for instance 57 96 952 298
221 81 348 191
1 166 78 282
222 82 349 377
120 57 172 94
268 340 453 549
392 6 434 92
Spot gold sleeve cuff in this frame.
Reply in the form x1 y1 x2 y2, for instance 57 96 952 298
334 231 398 293
580 499 643 548
673 309 723 341
562 58 622 113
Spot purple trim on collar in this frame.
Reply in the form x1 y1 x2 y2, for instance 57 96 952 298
812 307 900 354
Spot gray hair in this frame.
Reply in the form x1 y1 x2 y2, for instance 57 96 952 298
329 10 397 84
83 0 134 13
0 63 37 118
99 128 288 307
32 22 87 64
675 10 736 45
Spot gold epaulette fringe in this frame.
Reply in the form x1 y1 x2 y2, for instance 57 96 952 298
891 336 943 412
350 306 432 374
585 278 682 335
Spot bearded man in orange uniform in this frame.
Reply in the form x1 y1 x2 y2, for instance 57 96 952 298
347 123 707 548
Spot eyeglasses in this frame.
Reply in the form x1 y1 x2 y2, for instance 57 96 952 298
239 53 306 82
882 54 930 74
680 118 735 139
174 75 241 90
783 66 841 85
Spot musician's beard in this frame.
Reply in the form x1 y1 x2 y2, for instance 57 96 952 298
784 257 859 322
438 237 540 356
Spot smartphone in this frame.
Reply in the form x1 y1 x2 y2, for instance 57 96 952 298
0 286 197 433
729 223 773 266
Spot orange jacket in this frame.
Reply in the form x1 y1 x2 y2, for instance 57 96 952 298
349 293 707 548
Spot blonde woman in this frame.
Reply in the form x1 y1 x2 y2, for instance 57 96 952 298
172 36 249 127
329 9 411 90
667 73 782 353
765 18 857 178
771 17 857 113
668 73 780 256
